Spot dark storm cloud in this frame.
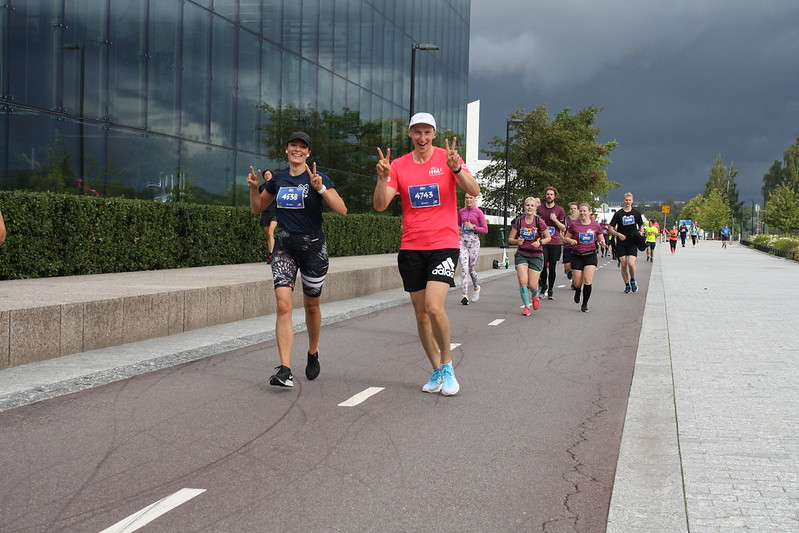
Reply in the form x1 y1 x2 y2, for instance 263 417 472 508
468 0 799 203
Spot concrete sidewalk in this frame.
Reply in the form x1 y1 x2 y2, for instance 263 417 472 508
0 249 512 411
0 249 504 368
607 241 799 532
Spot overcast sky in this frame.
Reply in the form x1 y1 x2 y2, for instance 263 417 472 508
467 0 799 205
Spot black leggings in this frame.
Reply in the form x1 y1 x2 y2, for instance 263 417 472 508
539 244 562 291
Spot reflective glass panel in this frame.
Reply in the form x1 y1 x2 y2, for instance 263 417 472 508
237 30 260 152
109 0 146 127
210 15 235 146
147 1 180 135
181 4 211 141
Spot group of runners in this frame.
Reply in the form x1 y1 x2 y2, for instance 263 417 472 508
501 190 646 314
248 112 479 396
245 112 657 396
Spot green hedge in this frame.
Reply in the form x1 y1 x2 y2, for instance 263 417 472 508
0 191 507 279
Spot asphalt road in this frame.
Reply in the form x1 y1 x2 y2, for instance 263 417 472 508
0 256 650 533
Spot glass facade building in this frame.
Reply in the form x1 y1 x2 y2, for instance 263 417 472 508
0 0 470 201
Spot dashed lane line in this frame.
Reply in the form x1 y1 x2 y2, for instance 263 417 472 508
99 488 206 533
338 387 385 407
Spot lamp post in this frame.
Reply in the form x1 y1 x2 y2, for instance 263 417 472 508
503 119 523 247
408 43 439 153
63 43 85 195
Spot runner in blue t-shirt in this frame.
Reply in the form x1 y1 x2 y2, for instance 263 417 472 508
720 224 731 248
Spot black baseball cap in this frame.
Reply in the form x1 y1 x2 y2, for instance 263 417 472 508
287 131 311 149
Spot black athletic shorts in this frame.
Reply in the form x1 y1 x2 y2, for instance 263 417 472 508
570 251 598 270
397 249 459 293
271 229 328 297
615 238 639 258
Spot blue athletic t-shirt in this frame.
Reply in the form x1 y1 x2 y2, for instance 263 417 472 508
264 168 335 234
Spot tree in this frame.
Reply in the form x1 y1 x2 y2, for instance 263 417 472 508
477 105 617 216
762 159 787 204
761 184 799 234
783 137 799 191
696 189 730 233
254 104 463 213
762 137 799 204
680 195 705 224
703 154 743 222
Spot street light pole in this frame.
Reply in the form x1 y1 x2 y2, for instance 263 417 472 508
503 119 523 247
409 43 439 153
64 43 85 195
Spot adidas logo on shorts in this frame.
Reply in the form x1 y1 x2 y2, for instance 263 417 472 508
432 257 456 277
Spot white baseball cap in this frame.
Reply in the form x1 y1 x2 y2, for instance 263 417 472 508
409 112 436 130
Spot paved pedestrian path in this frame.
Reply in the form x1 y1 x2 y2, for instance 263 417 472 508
1 242 797 531
607 241 799 532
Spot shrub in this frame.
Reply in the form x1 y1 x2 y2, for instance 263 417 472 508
771 237 799 251
0 191 511 279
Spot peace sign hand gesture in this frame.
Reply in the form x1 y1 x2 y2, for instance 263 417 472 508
306 162 324 192
376 147 391 181
444 137 461 172
247 166 261 189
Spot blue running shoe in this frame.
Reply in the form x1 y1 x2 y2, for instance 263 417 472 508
624 284 631 294
441 363 460 396
631 280 638 292
422 368 443 393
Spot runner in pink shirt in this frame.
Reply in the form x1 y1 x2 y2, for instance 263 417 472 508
458 194 488 305
374 113 480 396
565 203 606 312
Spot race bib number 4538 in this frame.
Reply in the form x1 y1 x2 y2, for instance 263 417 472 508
277 186 305 209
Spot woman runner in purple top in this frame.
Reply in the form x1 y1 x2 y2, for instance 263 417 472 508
565 203 606 312
508 197 552 316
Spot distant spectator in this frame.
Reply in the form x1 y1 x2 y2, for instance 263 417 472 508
0 210 5 245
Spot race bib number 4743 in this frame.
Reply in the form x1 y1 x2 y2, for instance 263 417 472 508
408 184 441 208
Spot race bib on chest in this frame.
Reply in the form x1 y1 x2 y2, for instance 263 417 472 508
622 214 635 226
461 223 474 234
408 184 441 208
520 227 537 240
277 186 305 209
547 226 556 236
578 231 594 244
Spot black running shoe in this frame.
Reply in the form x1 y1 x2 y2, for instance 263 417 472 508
460 296 469 305
581 303 588 312
574 288 581 304
306 352 320 380
270 365 294 387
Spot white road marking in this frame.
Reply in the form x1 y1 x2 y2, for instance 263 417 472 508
99 488 206 533
338 387 385 407
488 319 505 326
